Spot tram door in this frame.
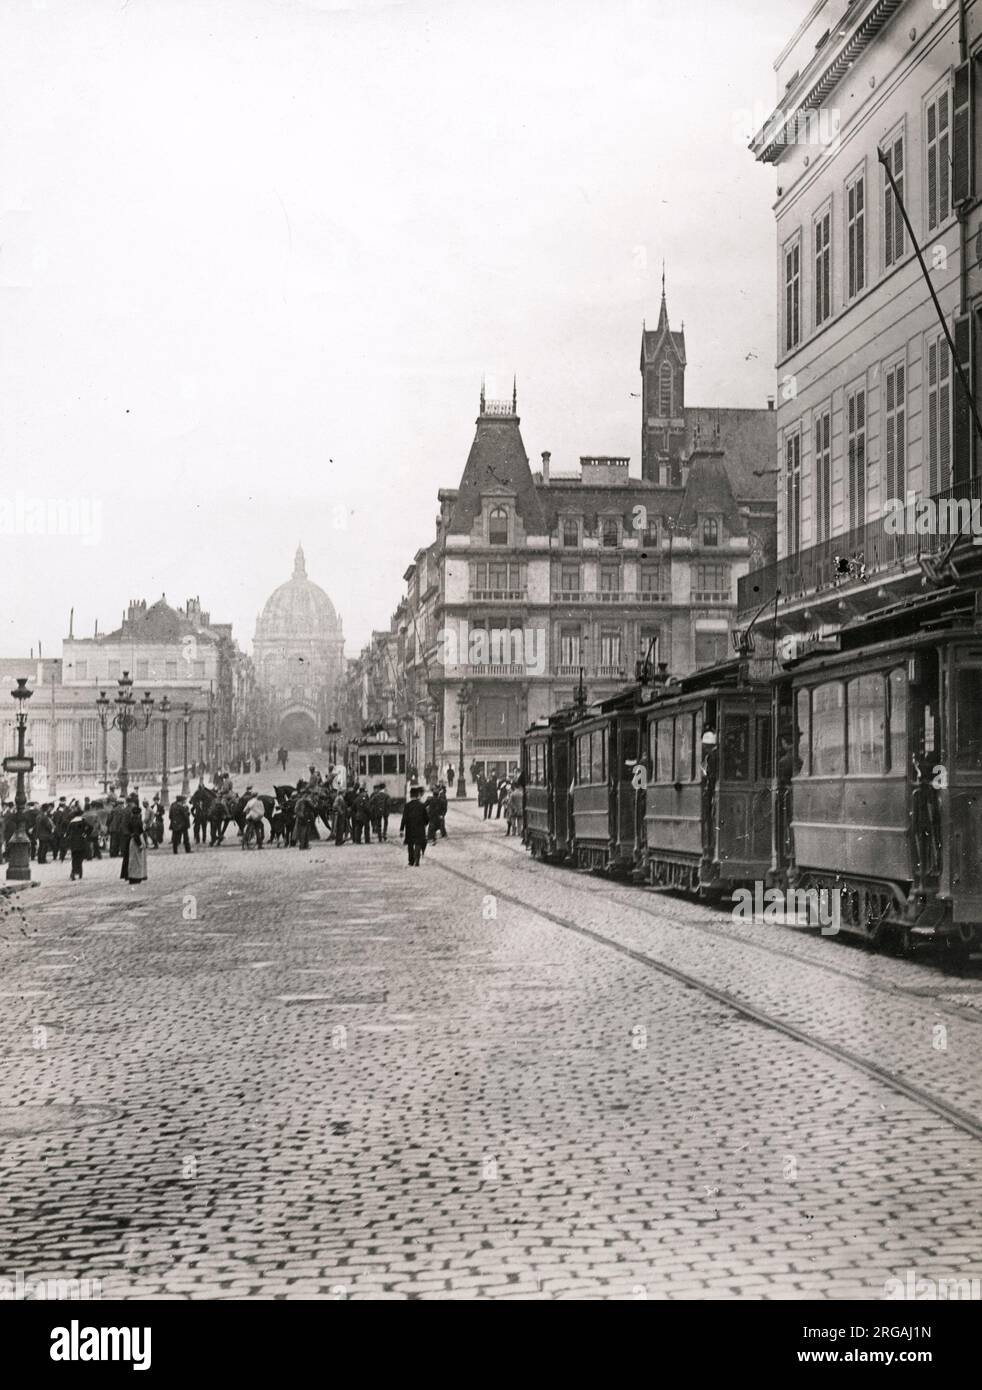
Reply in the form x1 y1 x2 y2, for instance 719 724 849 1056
610 717 639 852
909 649 943 886
552 735 570 850
946 644 982 905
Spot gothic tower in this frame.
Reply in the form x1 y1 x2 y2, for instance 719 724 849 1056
641 269 687 484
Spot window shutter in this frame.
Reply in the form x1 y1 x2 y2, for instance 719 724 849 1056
928 101 939 230
953 313 973 486
953 61 973 206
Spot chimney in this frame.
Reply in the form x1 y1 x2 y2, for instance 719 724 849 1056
767 396 775 411
541 450 551 484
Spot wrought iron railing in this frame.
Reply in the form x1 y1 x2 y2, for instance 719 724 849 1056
736 476 982 614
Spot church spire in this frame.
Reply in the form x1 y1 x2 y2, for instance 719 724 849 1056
657 261 669 333
294 543 306 578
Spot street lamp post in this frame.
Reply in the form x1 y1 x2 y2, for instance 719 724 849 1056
95 673 154 799
4 678 35 882
455 684 471 799
181 702 191 797
158 696 172 808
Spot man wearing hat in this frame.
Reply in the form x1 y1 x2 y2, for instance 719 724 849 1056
400 785 429 867
700 729 718 853
169 795 192 854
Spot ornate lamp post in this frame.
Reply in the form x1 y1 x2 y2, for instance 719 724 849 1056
4 678 35 881
158 696 172 808
181 702 191 797
95 673 154 799
455 684 471 799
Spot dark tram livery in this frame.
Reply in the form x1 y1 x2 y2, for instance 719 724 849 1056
520 587 982 962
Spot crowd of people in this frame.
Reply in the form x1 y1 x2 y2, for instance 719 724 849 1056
0 759 525 882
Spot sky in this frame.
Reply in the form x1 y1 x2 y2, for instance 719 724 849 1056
0 0 810 658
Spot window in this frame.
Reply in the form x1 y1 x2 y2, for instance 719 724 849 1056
652 720 674 783
193 660 206 679
591 728 606 783
641 516 659 547
796 688 811 775
562 518 579 547
488 560 508 590
693 564 730 602
883 131 905 267
368 753 383 777
639 563 663 593
926 86 951 233
600 630 622 667
383 753 398 774
600 564 620 593
136 660 149 680
675 714 694 783
757 714 773 781
722 714 750 780
811 682 845 776
694 631 730 667
814 409 831 543
847 673 885 775
884 362 906 503
702 518 719 547
602 518 619 548
107 660 120 679
785 430 801 555
560 627 581 667
659 361 673 416
75 661 87 680
639 625 660 668
488 507 508 545
887 667 907 775
560 564 580 593
955 667 982 771
165 661 178 679
846 170 865 298
846 387 866 531
814 206 831 325
926 333 952 495
784 235 801 351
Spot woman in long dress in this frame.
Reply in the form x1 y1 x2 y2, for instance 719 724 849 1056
119 793 147 885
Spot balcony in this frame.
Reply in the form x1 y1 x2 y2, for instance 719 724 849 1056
444 664 529 679
691 590 732 604
594 664 627 680
469 588 527 602
736 477 982 618
550 590 671 604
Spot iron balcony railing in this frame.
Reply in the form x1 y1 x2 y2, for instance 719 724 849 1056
550 589 671 604
469 589 527 602
736 476 982 615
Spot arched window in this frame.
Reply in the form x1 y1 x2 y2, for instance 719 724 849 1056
659 361 674 417
703 518 719 547
489 507 509 545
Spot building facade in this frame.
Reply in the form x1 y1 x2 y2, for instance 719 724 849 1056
740 0 982 645
254 545 345 749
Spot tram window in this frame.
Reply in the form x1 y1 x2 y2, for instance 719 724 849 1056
694 707 703 752
811 682 845 776
886 668 907 775
675 714 693 782
655 720 674 783
383 753 397 774
722 714 750 780
796 688 811 775
398 753 406 773
955 668 982 771
577 734 590 783
368 753 383 776
847 674 885 775
591 728 606 783
358 755 368 775
756 714 773 781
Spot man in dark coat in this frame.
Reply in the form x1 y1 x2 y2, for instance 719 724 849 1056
190 782 211 845
369 784 388 842
332 792 348 845
36 804 55 864
351 787 371 844
169 796 192 854
400 786 429 867
107 799 125 857
66 805 92 880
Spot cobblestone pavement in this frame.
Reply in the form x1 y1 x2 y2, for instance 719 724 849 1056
1 779 981 1300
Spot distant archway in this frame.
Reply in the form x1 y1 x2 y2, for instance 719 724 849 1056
278 710 318 749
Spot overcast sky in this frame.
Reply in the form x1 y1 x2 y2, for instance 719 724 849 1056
0 0 808 659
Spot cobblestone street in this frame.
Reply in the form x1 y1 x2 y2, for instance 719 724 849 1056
1 788 981 1300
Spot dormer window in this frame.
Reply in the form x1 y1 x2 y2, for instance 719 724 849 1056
602 518 619 548
703 518 719 547
488 506 509 545
659 362 673 417
562 517 579 547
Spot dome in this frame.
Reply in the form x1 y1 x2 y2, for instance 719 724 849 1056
256 545 340 639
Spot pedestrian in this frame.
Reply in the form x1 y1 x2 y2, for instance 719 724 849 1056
243 791 266 849
191 782 210 845
505 781 523 837
294 793 314 850
66 804 92 880
332 793 348 846
83 799 102 858
169 796 192 854
496 777 508 819
446 764 455 788
36 804 55 864
107 798 124 857
369 783 387 842
119 793 148 885
482 775 496 820
400 785 429 867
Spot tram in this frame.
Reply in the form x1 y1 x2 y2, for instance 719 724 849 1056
520 586 982 960
350 730 409 810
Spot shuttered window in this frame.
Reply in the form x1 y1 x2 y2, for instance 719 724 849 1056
659 362 673 416
926 87 951 232
814 408 831 543
884 363 906 503
846 172 865 298
926 333 952 496
952 60 973 206
883 133 905 268
814 208 831 325
785 431 801 556
846 387 866 532
784 238 801 351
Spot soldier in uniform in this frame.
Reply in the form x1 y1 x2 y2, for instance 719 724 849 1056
400 785 429 867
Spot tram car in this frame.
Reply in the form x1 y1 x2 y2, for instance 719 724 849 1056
520 584 982 959
351 730 409 810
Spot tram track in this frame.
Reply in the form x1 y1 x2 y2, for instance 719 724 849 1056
442 823 982 1026
429 840 982 1145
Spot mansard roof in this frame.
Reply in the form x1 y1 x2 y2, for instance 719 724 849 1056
101 598 217 644
447 405 548 536
674 448 747 533
683 407 776 503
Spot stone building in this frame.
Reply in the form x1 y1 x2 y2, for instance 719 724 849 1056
254 545 345 749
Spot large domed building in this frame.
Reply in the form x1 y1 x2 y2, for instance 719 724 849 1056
254 545 345 748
